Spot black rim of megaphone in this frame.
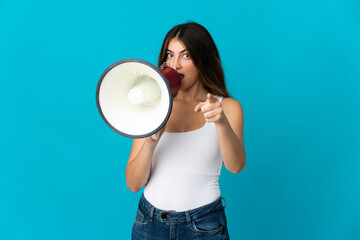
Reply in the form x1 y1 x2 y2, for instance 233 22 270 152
96 58 173 138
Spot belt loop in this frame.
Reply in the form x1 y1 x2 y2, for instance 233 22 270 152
220 196 227 208
185 211 191 226
149 206 155 221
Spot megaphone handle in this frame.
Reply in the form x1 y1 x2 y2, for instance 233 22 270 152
151 132 160 141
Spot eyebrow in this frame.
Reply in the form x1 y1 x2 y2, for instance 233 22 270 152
166 49 188 53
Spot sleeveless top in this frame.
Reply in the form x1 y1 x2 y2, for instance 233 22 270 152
143 96 223 211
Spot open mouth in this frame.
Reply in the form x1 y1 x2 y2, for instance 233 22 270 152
179 74 185 79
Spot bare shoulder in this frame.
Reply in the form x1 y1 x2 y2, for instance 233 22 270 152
222 97 244 118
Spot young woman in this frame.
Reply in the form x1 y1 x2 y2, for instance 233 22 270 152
126 22 245 240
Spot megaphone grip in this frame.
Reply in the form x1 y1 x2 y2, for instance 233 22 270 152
151 132 160 140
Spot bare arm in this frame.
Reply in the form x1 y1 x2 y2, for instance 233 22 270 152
195 94 246 173
125 129 165 192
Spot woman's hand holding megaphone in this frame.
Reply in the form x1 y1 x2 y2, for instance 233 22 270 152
148 126 167 142
194 93 226 124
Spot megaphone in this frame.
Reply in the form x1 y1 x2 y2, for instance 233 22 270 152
96 59 182 139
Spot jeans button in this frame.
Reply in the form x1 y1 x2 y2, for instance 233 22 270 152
161 213 172 219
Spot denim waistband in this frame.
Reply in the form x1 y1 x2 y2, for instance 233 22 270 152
138 194 226 224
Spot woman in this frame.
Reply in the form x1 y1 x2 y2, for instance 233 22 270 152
126 22 245 239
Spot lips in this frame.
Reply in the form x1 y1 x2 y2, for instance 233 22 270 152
179 74 185 79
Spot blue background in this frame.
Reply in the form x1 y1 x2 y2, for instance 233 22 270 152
1 0 359 239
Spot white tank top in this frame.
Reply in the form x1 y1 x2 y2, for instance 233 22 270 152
143 97 223 211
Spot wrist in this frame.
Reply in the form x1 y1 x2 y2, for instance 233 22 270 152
145 137 159 146
215 113 228 126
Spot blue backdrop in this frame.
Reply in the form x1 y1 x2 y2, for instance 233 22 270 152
1 0 359 239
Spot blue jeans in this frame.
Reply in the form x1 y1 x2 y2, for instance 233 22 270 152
131 194 230 240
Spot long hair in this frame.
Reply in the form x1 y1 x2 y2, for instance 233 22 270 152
158 22 230 97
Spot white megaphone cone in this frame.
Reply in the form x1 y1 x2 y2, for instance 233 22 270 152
127 77 161 105
96 59 182 139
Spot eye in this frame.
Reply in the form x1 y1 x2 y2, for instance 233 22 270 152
183 53 191 59
166 53 173 59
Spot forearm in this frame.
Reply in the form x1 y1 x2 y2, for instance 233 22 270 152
216 116 246 174
125 141 156 192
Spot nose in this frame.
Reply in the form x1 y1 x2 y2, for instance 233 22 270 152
173 58 181 70
168 56 181 70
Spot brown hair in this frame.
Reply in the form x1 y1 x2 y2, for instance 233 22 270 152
158 22 230 97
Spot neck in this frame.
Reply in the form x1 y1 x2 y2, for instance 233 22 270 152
175 81 208 102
